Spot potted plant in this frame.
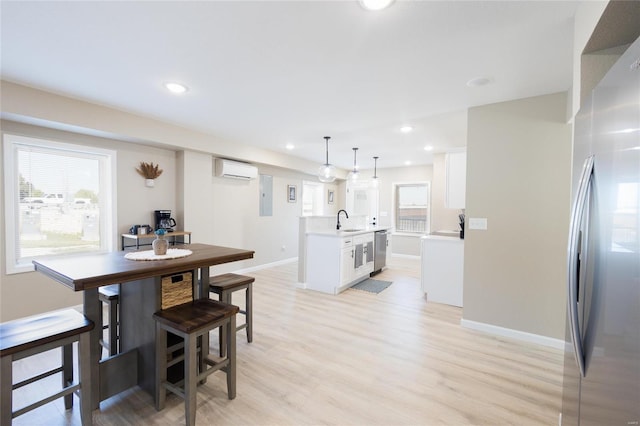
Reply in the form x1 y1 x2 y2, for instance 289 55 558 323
135 162 163 187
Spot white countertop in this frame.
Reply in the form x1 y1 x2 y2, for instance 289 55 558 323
307 226 391 237
422 234 464 242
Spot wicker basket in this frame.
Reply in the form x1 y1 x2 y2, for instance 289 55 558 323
161 272 193 309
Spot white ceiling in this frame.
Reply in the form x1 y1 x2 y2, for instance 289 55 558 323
0 0 579 170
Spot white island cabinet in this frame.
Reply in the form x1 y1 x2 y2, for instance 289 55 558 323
421 235 464 307
306 231 376 294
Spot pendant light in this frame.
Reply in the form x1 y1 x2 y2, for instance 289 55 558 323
371 156 379 188
318 136 337 183
347 147 360 182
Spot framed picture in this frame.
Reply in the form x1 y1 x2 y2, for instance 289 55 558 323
287 184 297 203
328 190 334 204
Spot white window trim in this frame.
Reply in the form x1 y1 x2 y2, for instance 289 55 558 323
391 181 431 235
3 134 117 274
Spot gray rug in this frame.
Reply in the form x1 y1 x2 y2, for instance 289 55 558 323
350 279 392 294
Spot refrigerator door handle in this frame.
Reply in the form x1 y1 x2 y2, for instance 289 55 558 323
567 155 594 378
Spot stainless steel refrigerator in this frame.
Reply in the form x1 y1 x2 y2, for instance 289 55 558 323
562 36 640 425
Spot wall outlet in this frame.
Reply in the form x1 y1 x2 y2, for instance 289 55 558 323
469 217 488 230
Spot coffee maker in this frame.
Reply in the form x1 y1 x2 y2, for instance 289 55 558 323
154 210 176 232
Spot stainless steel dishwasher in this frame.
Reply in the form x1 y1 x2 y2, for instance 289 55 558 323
372 230 387 275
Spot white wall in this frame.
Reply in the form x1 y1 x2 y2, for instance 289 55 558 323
375 165 432 256
178 151 337 275
0 119 340 322
348 162 460 257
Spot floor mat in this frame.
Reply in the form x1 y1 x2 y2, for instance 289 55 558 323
349 279 392 294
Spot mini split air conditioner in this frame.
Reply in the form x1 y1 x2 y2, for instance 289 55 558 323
214 158 258 180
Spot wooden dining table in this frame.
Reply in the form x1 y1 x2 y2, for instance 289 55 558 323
33 243 254 410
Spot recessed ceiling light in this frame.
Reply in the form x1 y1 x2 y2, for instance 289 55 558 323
404 161 412 166
466 77 492 87
164 82 188 94
285 143 295 150
359 0 394 11
424 145 434 151
400 126 413 133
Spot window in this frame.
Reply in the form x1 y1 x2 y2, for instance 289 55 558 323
302 181 325 216
394 182 430 234
3 134 116 274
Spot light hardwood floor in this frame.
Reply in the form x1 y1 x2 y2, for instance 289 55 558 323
10 257 564 425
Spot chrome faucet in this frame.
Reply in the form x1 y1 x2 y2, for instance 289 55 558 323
336 209 349 230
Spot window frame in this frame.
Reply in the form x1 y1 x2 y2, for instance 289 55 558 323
3 134 117 274
393 181 431 235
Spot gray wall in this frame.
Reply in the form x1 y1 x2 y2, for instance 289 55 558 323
463 92 572 339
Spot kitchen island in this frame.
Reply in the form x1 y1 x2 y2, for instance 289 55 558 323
304 227 390 294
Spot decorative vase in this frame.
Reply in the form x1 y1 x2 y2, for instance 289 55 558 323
145 179 155 187
152 234 168 255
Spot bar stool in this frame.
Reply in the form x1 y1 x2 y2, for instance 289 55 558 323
154 299 239 426
98 284 120 357
0 309 94 425
208 273 254 356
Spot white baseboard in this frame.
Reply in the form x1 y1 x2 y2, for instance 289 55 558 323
460 319 565 350
232 257 297 274
390 253 421 260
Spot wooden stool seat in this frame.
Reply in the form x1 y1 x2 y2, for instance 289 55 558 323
209 273 255 292
98 284 119 301
154 299 239 426
0 309 94 425
208 273 254 356
154 299 238 333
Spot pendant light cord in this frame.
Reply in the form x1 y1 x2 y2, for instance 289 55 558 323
352 148 358 172
324 136 330 166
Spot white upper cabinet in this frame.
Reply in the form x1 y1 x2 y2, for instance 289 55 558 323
445 151 467 209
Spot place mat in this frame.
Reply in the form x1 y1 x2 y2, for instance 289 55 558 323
124 248 193 261
349 279 392 294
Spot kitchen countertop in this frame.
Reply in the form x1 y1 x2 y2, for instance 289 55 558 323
306 226 391 237
422 234 464 242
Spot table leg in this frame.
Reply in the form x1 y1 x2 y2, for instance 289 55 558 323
197 266 209 299
197 267 209 383
83 288 101 410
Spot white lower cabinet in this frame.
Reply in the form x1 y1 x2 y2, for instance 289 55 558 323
420 235 464 307
306 232 375 294
340 241 354 286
